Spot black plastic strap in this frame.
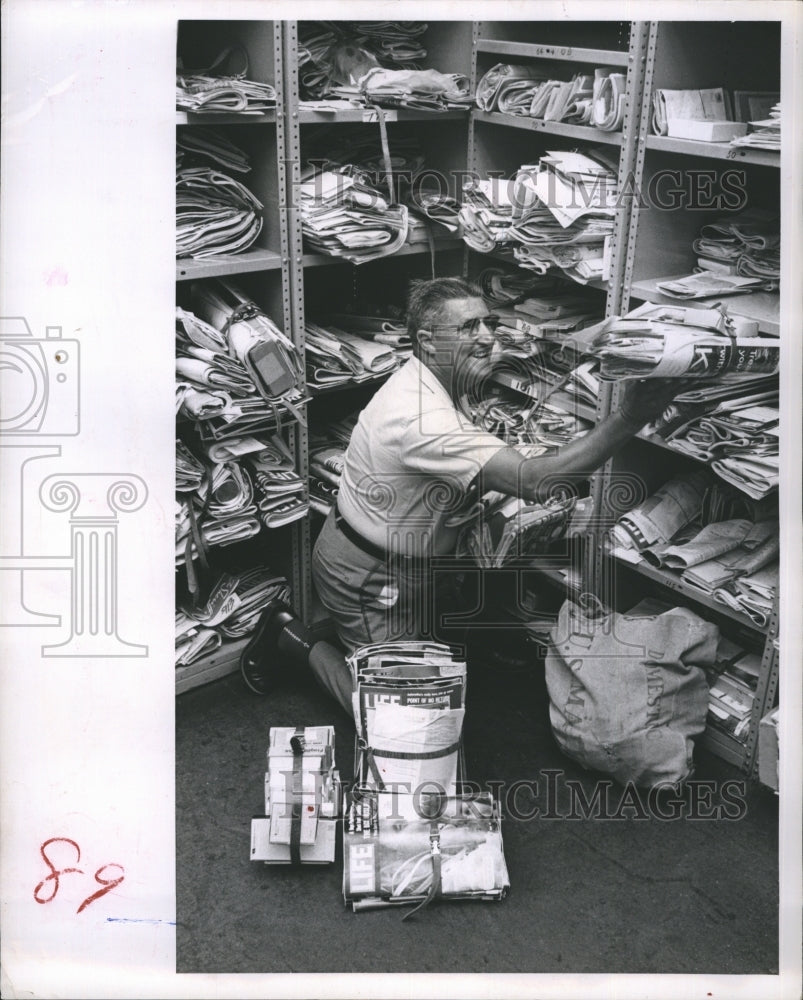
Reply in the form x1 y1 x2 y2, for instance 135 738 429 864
289 727 305 865
363 740 462 792
402 821 442 922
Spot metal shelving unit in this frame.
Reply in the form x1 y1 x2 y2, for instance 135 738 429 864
594 18 782 774
175 20 303 693
172 20 785 773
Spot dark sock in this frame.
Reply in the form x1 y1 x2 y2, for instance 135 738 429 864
276 616 313 664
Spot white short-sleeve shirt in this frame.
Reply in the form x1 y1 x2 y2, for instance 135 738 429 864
337 357 507 557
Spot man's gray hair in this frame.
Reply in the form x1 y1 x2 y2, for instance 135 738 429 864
406 277 484 349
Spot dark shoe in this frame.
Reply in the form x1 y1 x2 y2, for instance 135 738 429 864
240 599 297 695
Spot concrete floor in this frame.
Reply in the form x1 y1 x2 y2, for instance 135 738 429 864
176 647 778 975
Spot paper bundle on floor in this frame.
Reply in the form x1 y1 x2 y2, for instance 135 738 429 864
347 642 467 794
251 726 340 865
343 788 509 913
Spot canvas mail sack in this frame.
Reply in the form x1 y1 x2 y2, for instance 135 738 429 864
545 601 717 787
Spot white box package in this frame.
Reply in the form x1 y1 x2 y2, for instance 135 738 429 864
250 725 340 864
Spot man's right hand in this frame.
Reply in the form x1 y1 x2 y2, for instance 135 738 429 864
619 377 691 428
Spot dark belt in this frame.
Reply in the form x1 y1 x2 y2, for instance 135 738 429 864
333 503 391 563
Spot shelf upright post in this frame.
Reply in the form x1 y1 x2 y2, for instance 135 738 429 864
747 597 781 778
281 19 312 623
584 20 653 605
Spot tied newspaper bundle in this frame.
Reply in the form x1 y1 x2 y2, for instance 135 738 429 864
176 45 278 114
573 302 779 379
178 280 307 439
251 726 341 865
476 63 626 131
347 642 467 794
454 492 586 568
343 789 509 915
304 312 402 390
298 166 409 264
176 128 263 259
175 568 290 667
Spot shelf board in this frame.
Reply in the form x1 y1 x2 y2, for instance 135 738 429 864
301 238 464 268
176 110 277 125
476 39 629 67
175 637 249 695
629 276 780 336
176 248 284 281
298 107 469 124
473 109 623 146
645 134 780 169
606 550 767 633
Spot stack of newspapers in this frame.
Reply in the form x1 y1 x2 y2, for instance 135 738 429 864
176 129 264 259
347 641 467 794
298 165 409 264
476 63 626 131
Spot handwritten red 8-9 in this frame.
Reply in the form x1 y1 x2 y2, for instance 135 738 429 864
34 838 125 913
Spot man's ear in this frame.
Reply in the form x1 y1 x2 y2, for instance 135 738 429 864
417 328 435 357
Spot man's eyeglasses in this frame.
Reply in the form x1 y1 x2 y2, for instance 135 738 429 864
428 315 502 339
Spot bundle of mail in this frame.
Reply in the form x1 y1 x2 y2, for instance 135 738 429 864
298 164 409 264
650 85 781 150
306 439 344 516
476 267 567 307
343 788 509 913
467 345 596 450
251 726 341 865
347 642 468 794
455 492 581 568
176 46 277 114
651 86 734 137
330 67 473 113
296 21 471 114
660 392 779 501
176 305 306 441
573 301 779 379
609 471 778 625
476 63 626 131
299 22 428 99
459 150 618 284
175 433 306 572
176 129 263 258
731 103 780 151
304 316 402 390
704 635 763 744
178 280 306 436
491 291 605 357
655 208 780 299
175 568 290 666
